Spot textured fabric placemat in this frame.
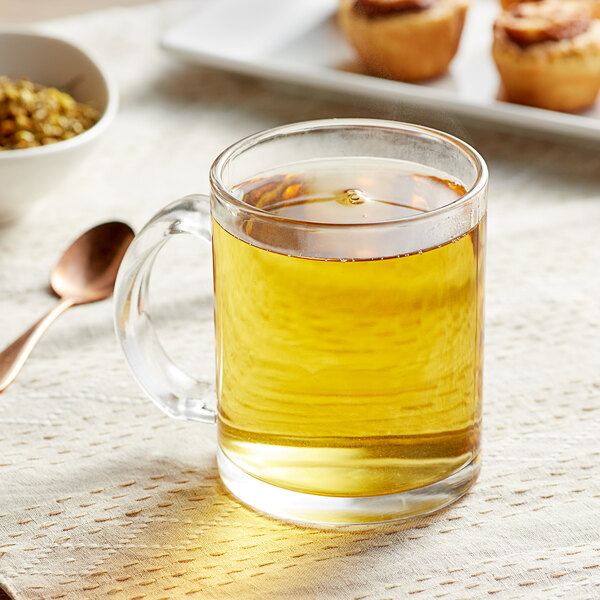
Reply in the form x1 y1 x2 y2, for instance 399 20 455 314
1 1 600 598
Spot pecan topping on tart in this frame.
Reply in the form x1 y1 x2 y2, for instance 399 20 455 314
497 0 591 47
354 0 436 18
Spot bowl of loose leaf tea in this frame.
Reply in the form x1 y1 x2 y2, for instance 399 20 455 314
0 31 118 224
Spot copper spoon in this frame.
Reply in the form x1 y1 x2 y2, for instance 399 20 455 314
0 222 135 392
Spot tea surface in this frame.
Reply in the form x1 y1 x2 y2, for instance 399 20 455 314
237 157 465 224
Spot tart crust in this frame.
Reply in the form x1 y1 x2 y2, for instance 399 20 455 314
338 0 470 81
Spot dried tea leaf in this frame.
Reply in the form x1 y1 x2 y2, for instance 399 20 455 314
0 77 100 150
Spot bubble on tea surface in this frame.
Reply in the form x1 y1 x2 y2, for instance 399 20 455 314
336 189 367 206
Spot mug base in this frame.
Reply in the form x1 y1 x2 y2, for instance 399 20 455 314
217 448 481 528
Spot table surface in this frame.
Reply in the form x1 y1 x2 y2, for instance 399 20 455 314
1 1 600 599
0 0 156 24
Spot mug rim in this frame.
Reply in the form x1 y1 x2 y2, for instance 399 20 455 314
210 118 488 229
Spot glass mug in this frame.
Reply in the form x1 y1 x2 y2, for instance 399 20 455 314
114 119 488 526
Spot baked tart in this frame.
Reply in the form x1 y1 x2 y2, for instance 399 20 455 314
493 0 600 111
338 0 470 81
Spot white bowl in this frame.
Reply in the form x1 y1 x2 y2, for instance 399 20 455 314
0 31 118 224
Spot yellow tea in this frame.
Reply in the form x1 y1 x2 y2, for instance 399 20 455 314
213 158 484 497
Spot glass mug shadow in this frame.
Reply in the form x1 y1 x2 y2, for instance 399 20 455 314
114 119 488 527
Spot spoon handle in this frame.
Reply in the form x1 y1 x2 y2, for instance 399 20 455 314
0 297 76 393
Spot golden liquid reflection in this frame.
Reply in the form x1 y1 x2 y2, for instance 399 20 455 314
87 455 469 599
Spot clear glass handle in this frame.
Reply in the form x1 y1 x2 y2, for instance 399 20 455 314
113 194 215 423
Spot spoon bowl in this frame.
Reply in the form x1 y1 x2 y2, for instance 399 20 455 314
51 222 135 303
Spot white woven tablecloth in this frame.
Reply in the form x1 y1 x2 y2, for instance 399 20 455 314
1 2 600 598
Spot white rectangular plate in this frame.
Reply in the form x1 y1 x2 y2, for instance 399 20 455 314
162 0 600 142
